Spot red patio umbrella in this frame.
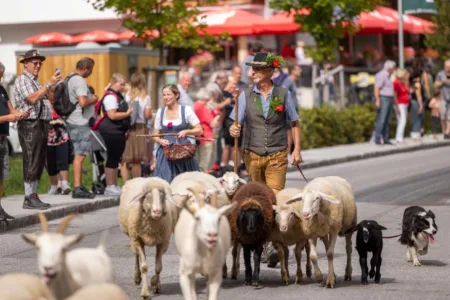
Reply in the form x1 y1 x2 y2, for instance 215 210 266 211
354 10 398 34
23 32 74 45
117 30 160 40
72 30 119 43
253 12 301 35
375 6 435 35
195 7 265 36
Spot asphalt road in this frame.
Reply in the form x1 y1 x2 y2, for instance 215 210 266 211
1 147 450 300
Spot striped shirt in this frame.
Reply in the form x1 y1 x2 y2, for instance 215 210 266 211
14 71 52 120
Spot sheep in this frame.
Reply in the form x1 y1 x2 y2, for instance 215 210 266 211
271 188 312 285
286 176 357 288
65 283 129 300
22 213 113 299
174 188 236 300
345 220 387 285
228 182 276 286
0 272 54 300
118 177 178 300
218 171 247 199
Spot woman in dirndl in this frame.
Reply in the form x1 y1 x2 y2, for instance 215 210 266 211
153 84 203 183
121 73 152 181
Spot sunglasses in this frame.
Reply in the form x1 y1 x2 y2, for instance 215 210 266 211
28 61 43 67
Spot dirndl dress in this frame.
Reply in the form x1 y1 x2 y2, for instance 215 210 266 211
154 106 199 183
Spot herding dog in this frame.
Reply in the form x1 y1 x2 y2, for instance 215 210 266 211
399 206 438 266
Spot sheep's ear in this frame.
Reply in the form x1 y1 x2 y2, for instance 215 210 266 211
286 192 303 205
238 178 247 185
21 233 38 246
317 191 340 204
373 224 387 230
63 234 83 250
292 209 302 219
218 202 237 216
272 205 278 212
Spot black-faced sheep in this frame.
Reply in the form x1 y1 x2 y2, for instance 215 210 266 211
345 220 387 285
229 183 276 286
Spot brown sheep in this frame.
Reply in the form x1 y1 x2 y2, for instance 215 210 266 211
229 183 276 287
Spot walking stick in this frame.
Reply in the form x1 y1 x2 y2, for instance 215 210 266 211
233 88 240 174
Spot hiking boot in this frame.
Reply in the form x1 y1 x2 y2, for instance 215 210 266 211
72 186 95 199
22 194 51 210
0 206 15 221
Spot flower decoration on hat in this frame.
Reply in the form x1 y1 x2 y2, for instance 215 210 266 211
264 53 285 68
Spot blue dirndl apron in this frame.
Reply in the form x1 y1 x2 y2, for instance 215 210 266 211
154 106 199 183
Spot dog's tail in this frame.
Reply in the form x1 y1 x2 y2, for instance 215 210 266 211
383 233 401 239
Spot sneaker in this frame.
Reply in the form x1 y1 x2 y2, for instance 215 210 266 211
61 185 71 195
72 186 95 199
0 206 15 221
22 194 51 210
113 185 122 194
48 186 60 195
105 185 121 197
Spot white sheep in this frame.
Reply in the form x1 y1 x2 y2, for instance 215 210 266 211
118 177 178 300
0 272 54 300
64 283 129 300
286 176 357 288
22 213 113 299
271 188 311 285
218 171 246 199
174 188 236 300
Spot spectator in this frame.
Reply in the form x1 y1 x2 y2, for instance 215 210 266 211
428 90 443 140
374 60 396 145
0 61 30 220
409 69 424 142
393 69 410 144
121 73 152 181
46 87 71 195
194 88 219 171
434 59 450 139
281 40 295 59
295 40 306 65
65 57 97 199
177 71 194 107
241 42 264 85
231 65 248 90
14 49 61 210
98 73 132 196
153 84 203 183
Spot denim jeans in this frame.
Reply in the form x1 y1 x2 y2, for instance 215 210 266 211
375 96 394 143
395 104 409 142
410 100 423 139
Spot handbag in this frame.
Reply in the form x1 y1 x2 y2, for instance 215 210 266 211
163 138 197 162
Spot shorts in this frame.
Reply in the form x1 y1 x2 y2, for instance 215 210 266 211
243 148 288 193
222 120 242 147
47 142 70 176
65 122 91 155
0 139 8 180
441 101 450 121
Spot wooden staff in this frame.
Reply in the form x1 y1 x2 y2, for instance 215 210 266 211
234 88 240 174
136 133 215 142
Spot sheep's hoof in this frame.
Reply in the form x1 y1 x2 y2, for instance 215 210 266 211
223 272 228 279
374 275 381 284
325 279 335 288
150 276 161 293
306 267 312 278
244 280 252 286
361 278 369 285
231 274 237 280
344 274 352 281
140 293 151 300
253 283 263 289
134 276 142 286
315 274 323 283
413 261 422 267
368 270 375 279
295 275 303 284
282 279 289 286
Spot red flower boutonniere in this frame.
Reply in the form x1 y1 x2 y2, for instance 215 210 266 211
270 96 284 114
167 122 173 129
275 105 284 112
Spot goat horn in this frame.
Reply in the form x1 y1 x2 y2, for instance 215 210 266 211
186 187 204 208
57 214 76 234
37 212 48 232
210 190 218 208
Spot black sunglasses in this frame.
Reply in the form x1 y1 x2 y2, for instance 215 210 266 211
28 61 43 66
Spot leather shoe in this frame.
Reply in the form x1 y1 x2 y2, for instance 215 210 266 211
0 206 15 221
22 193 51 210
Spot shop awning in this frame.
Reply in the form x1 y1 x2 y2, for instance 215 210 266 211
23 32 74 45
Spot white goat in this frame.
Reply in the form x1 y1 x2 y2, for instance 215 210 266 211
271 188 311 285
286 176 357 288
22 213 112 299
0 272 54 300
65 283 129 300
118 177 177 300
174 188 236 300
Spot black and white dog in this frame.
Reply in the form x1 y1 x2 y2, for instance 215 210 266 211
399 206 438 266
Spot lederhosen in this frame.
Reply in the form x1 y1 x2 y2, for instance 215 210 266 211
17 84 49 182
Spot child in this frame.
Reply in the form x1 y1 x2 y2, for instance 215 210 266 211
428 90 443 139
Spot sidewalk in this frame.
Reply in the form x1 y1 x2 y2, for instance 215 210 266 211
1 134 449 233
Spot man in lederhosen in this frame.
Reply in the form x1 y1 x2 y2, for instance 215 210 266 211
229 52 302 266
14 49 61 209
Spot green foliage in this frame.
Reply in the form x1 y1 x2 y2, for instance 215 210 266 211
269 0 383 62
425 0 450 60
87 0 226 63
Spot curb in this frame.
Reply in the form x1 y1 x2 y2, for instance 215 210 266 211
287 139 450 172
0 197 119 233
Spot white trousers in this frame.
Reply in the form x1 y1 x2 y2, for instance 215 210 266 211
395 104 409 142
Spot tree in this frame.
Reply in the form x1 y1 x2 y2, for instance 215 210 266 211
88 0 224 65
269 0 383 62
425 0 450 61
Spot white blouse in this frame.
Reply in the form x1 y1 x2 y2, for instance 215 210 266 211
154 105 200 130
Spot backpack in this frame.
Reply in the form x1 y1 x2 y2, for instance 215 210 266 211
89 90 118 131
53 73 80 117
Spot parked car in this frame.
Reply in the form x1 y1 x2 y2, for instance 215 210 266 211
7 122 22 155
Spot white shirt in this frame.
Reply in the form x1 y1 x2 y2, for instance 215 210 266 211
103 94 119 111
295 47 306 65
125 93 151 124
154 105 199 130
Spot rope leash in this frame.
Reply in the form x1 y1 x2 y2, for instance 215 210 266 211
296 164 308 183
383 233 402 239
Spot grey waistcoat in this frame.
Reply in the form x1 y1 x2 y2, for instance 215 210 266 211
243 86 287 156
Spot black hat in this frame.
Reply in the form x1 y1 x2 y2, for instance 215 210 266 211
245 52 283 68
19 49 46 64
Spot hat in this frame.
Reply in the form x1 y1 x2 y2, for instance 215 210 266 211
245 52 284 68
19 49 46 64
